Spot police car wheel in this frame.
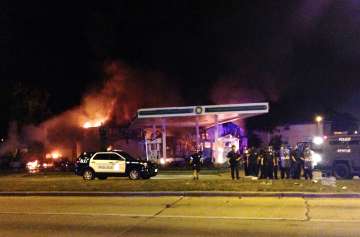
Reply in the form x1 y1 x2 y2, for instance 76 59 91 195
129 169 140 180
83 169 95 180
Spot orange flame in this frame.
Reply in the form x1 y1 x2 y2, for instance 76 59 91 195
83 120 104 129
46 150 62 159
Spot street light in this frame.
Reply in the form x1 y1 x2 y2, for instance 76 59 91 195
315 115 324 136
315 115 323 123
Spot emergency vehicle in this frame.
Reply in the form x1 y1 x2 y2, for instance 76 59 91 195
313 135 360 179
75 150 158 180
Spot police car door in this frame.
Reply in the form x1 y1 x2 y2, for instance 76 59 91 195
90 152 112 173
97 153 126 174
90 153 114 173
111 153 126 173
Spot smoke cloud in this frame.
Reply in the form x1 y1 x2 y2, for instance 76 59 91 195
0 61 182 156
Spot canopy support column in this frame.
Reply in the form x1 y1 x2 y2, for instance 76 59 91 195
162 119 167 160
152 124 156 139
195 116 200 149
214 115 219 162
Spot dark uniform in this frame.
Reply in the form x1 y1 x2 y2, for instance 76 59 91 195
256 151 262 177
259 150 266 179
303 148 313 180
279 147 291 179
273 151 279 179
248 148 258 176
264 149 275 179
190 152 202 180
227 150 240 180
243 150 250 176
291 147 302 179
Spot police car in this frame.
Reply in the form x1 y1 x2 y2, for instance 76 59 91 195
74 150 158 180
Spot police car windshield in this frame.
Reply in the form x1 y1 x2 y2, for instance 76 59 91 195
118 152 138 161
79 153 94 160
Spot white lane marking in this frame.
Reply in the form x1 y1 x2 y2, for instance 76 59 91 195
0 211 304 221
3 211 360 222
310 219 360 223
0 211 152 217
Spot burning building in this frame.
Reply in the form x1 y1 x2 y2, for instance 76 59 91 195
0 61 269 168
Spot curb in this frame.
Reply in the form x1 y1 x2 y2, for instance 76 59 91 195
1 191 360 198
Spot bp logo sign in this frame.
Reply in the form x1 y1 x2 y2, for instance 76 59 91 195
195 106 203 114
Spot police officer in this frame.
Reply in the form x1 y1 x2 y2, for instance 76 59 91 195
227 145 241 180
258 149 267 179
243 148 250 176
273 147 279 179
264 146 275 179
291 145 302 179
279 144 291 179
302 146 313 180
256 149 263 177
190 149 203 180
247 147 258 176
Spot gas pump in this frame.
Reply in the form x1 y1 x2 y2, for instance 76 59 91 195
145 138 161 163
213 134 240 164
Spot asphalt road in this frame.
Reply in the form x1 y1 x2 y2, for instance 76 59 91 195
0 196 360 237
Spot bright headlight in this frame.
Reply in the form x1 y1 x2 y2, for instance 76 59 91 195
313 136 324 145
311 152 322 166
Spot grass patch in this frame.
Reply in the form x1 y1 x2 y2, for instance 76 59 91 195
0 171 359 193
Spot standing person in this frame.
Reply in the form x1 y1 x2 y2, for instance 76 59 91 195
190 149 203 180
279 145 291 179
243 148 250 176
264 146 275 179
227 145 241 180
291 145 302 179
256 149 263 177
272 146 279 179
248 147 258 176
258 149 266 179
302 146 313 180
289 146 295 178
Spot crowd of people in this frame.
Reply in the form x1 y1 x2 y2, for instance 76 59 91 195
232 144 314 180
190 144 314 181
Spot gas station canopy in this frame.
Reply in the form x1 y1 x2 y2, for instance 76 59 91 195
131 102 269 161
131 103 269 128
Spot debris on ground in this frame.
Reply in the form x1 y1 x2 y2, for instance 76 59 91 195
321 176 337 187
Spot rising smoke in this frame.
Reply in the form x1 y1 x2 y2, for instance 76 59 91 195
0 61 182 156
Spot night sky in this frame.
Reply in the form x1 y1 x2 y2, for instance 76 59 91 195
1 1 360 132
